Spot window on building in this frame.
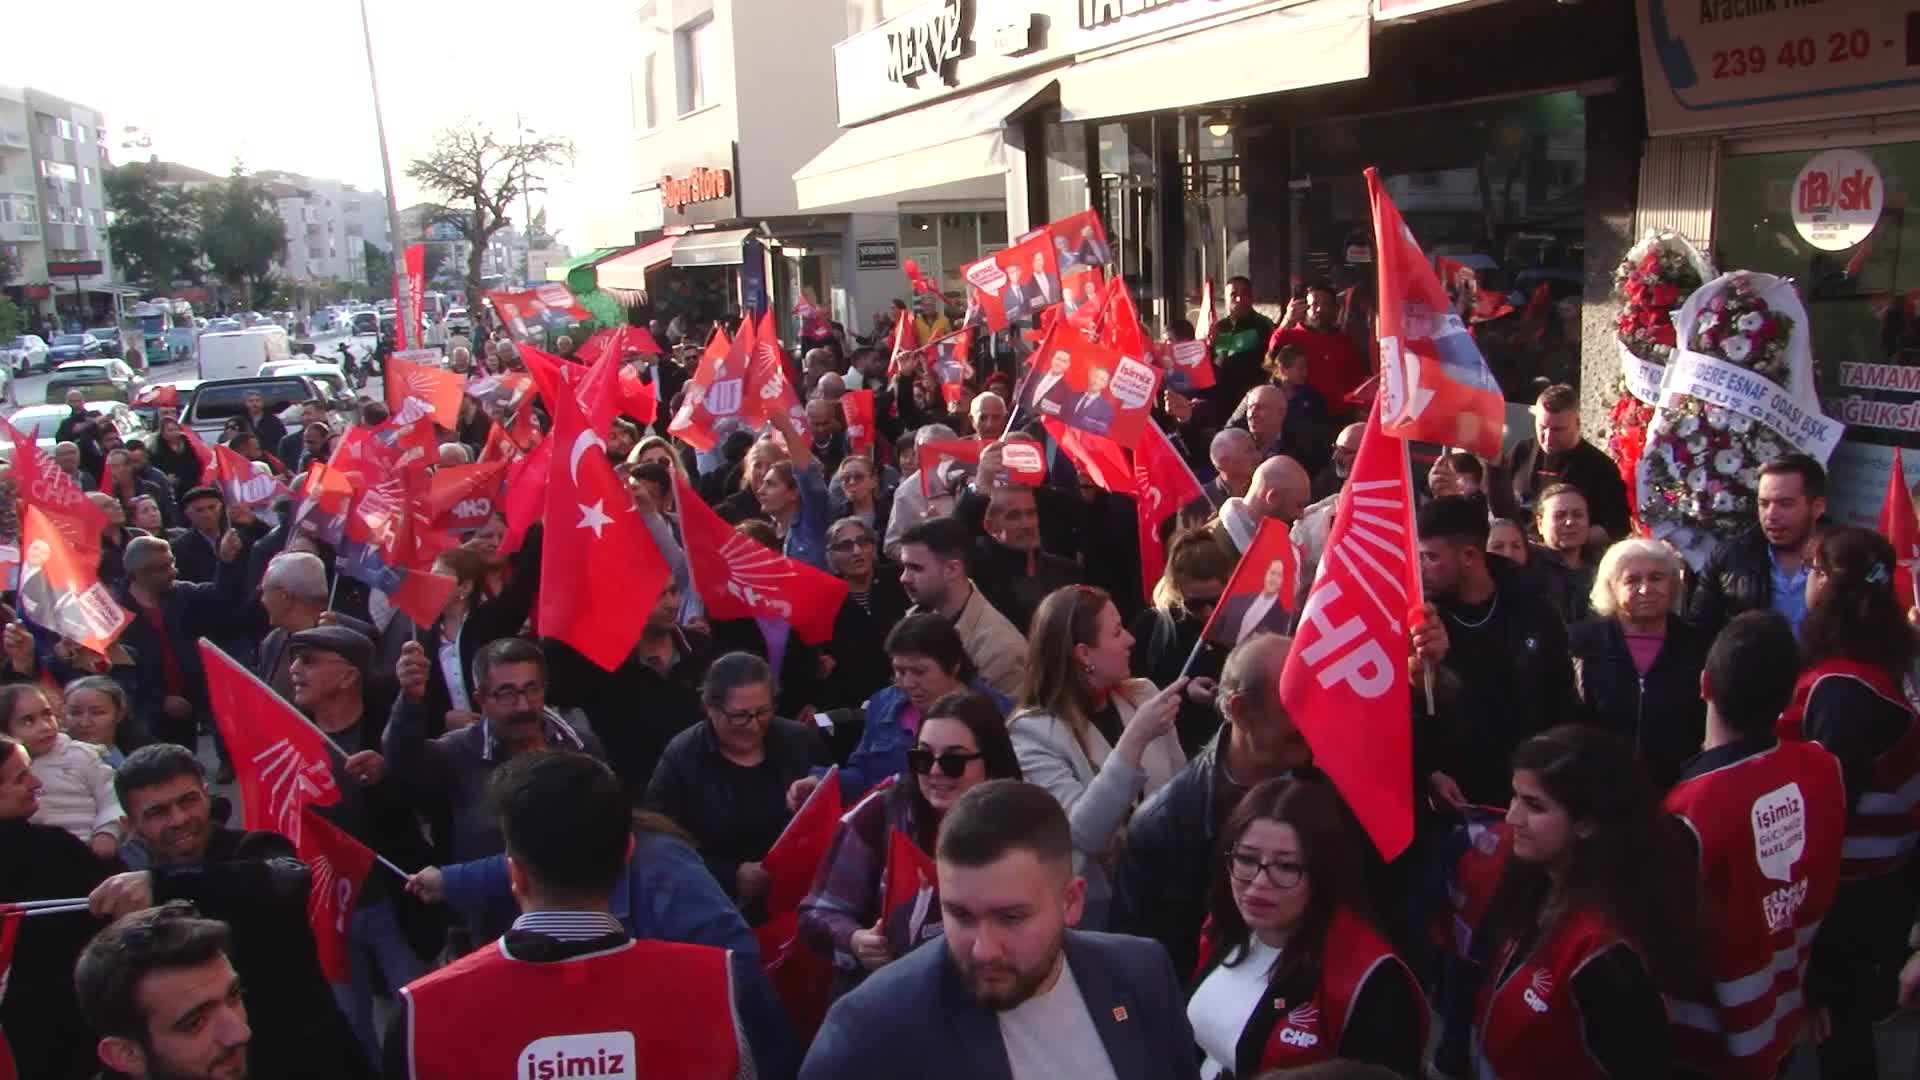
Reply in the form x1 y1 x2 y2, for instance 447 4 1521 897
39 160 77 184
79 166 91 186
641 53 659 130
675 16 716 115
75 123 87 143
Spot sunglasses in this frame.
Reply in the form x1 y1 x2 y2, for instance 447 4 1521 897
907 747 983 778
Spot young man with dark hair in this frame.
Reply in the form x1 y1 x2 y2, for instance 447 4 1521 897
76 902 251 1080
389 752 756 1080
1690 453 1829 638
1267 283 1367 416
1494 382 1631 540
1207 275 1276 414
1664 611 1845 1079
897 517 1028 698
802 780 1199 1080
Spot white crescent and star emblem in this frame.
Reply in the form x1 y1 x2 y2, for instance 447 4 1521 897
569 429 607 484
577 500 613 537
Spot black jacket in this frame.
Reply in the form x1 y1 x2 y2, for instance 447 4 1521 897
1127 605 1224 759
167 518 268 586
1496 435 1632 541
1687 526 1775 637
710 617 822 719
544 629 715 804
644 717 831 922
821 568 912 710
150 436 204 499
150 826 373 1080
0 819 115 1080
1110 733 1229 981
1568 615 1711 790
113 558 249 743
972 535 1082 635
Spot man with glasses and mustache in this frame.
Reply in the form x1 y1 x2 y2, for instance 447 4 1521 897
386 636 605 871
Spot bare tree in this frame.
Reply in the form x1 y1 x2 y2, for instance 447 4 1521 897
405 124 572 312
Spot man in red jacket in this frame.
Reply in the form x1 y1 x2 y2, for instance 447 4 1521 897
1665 611 1845 1080
1267 283 1367 410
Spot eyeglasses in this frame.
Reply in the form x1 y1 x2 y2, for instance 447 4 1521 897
907 747 984 778
1227 851 1306 889
1184 595 1220 614
485 681 546 705
828 536 876 554
719 704 776 725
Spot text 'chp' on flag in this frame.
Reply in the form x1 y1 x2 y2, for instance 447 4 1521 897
1278 400 1422 859
1365 166 1506 460
673 468 849 645
299 806 377 985
540 362 673 671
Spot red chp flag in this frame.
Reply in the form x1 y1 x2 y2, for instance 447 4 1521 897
208 443 290 509
668 328 740 452
1278 401 1421 859
299 807 377 984
1366 168 1505 460
842 390 876 455
880 826 940 955
292 462 356 545
1881 447 1919 610
402 244 426 349
201 640 341 847
750 308 807 431
427 459 509 534
885 308 918 379
0 416 109 550
385 352 465 430
674 469 849 645
761 767 843 914
1133 423 1206 599
541 367 672 671
17 504 132 654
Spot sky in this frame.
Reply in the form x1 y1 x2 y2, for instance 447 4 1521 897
13 0 637 253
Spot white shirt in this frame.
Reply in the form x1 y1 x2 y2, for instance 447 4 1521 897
1188 937 1283 1080
997 959 1119 1080
438 624 472 713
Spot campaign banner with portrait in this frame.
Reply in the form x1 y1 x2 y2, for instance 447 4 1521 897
1198 516 1300 651
962 233 1061 332
1014 327 1160 450
1047 209 1113 276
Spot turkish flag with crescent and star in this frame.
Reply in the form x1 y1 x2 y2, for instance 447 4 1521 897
1879 446 1919 610
674 468 849 645
1132 423 1206 599
540 354 672 671
384 352 465 430
1366 167 1506 460
298 807 377 984
1277 399 1421 859
201 639 340 847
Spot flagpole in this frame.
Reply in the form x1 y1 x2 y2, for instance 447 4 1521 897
357 0 412 351
1175 636 1207 681
1400 437 1437 717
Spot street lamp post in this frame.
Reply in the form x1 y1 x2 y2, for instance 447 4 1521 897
357 0 411 349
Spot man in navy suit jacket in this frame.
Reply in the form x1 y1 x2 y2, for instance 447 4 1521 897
1064 367 1118 436
800 781 1198 1080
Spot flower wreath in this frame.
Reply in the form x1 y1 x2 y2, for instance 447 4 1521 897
1602 229 1714 527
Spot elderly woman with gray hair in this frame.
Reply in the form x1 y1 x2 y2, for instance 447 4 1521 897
1566 537 1710 789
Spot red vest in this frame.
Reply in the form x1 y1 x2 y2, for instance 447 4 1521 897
1663 739 1845 1079
1778 657 1920 881
402 937 741 1080
1474 907 1650 1080
1254 908 1427 1071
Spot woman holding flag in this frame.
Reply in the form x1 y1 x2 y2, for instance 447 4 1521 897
797 692 1019 998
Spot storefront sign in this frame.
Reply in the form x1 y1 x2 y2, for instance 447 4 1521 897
661 168 733 213
857 240 900 270
1825 441 1920 529
1791 148 1881 251
1636 0 1920 136
1064 0 1270 53
885 0 968 85
46 260 102 277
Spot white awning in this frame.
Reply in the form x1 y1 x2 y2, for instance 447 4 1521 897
672 228 757 268
794 71 1059 211
1057 0 1369 124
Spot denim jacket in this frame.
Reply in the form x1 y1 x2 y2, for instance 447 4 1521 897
783 461 833 570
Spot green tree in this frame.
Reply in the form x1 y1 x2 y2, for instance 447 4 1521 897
196 167 285 306
103 163 202 290
405 124 571 312
0 295 21 340
364 240 393 290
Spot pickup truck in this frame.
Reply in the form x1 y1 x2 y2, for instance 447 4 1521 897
180 374 344 441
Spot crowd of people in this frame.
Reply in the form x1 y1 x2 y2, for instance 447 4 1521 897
2 278 1918 1080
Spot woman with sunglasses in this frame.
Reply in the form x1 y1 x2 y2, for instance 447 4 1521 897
798 691 1020 997
831 454 893 541
1780 525 1920 1078
1011 585 1191 931
1130 525 1234 756
647 651 831 925
1474 724 1698 1079
1190 776 1425 1077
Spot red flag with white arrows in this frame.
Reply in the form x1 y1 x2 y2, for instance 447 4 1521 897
1278 400 1420 859
208 443 291 509
201 640 340 847
540 366 672 671
842 390 876 455
299 807 376 984
751 308 807 431
1880 447 1919 611
0 416 108 551
673 468 849 644
385 352 464 430
668 327 740 452
1133 423 1206 599
1366 167 1506 460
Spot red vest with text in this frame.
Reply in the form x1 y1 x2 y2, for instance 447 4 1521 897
1779 657 1920 881
1255 907 1428 1070
1662 739 1844 1079
1474 907 1646 1080
402 937 740 1080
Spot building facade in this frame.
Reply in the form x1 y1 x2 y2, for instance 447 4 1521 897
0 85 120 330
260 171 392 288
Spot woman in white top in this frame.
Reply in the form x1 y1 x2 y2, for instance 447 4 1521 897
1 683 121 857
1008 584 1190 930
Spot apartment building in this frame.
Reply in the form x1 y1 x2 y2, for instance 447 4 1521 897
259 170 392 286
0 85 122 329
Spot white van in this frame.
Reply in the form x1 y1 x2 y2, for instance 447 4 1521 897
198 326 292 382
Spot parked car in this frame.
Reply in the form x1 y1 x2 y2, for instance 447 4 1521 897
180 374 333 440
444 308 473 337
4 335 49 375
204 318 243 334
1 401 149 458
46 333 105 365
84 328 123 358
257 361 356 407
53 358 143 398
350 311 380 335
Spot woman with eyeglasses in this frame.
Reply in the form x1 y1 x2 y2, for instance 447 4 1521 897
830 454 893 541
1779 525 1920 1078
798 691 1020 996
819 516 912 710
646 652 831 925
1474 724 1698 1079
1189 776 1426 1077
1011 584 1192 930
1130 525 1233 757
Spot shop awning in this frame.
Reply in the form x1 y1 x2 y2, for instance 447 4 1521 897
794 70 1059 211
672 228 756 268
594 237 679 291
545 246 626 288
1056 0 1368 123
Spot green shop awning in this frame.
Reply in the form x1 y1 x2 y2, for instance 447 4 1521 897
545 246 629 293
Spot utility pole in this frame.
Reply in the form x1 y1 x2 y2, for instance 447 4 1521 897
358 0 411 347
